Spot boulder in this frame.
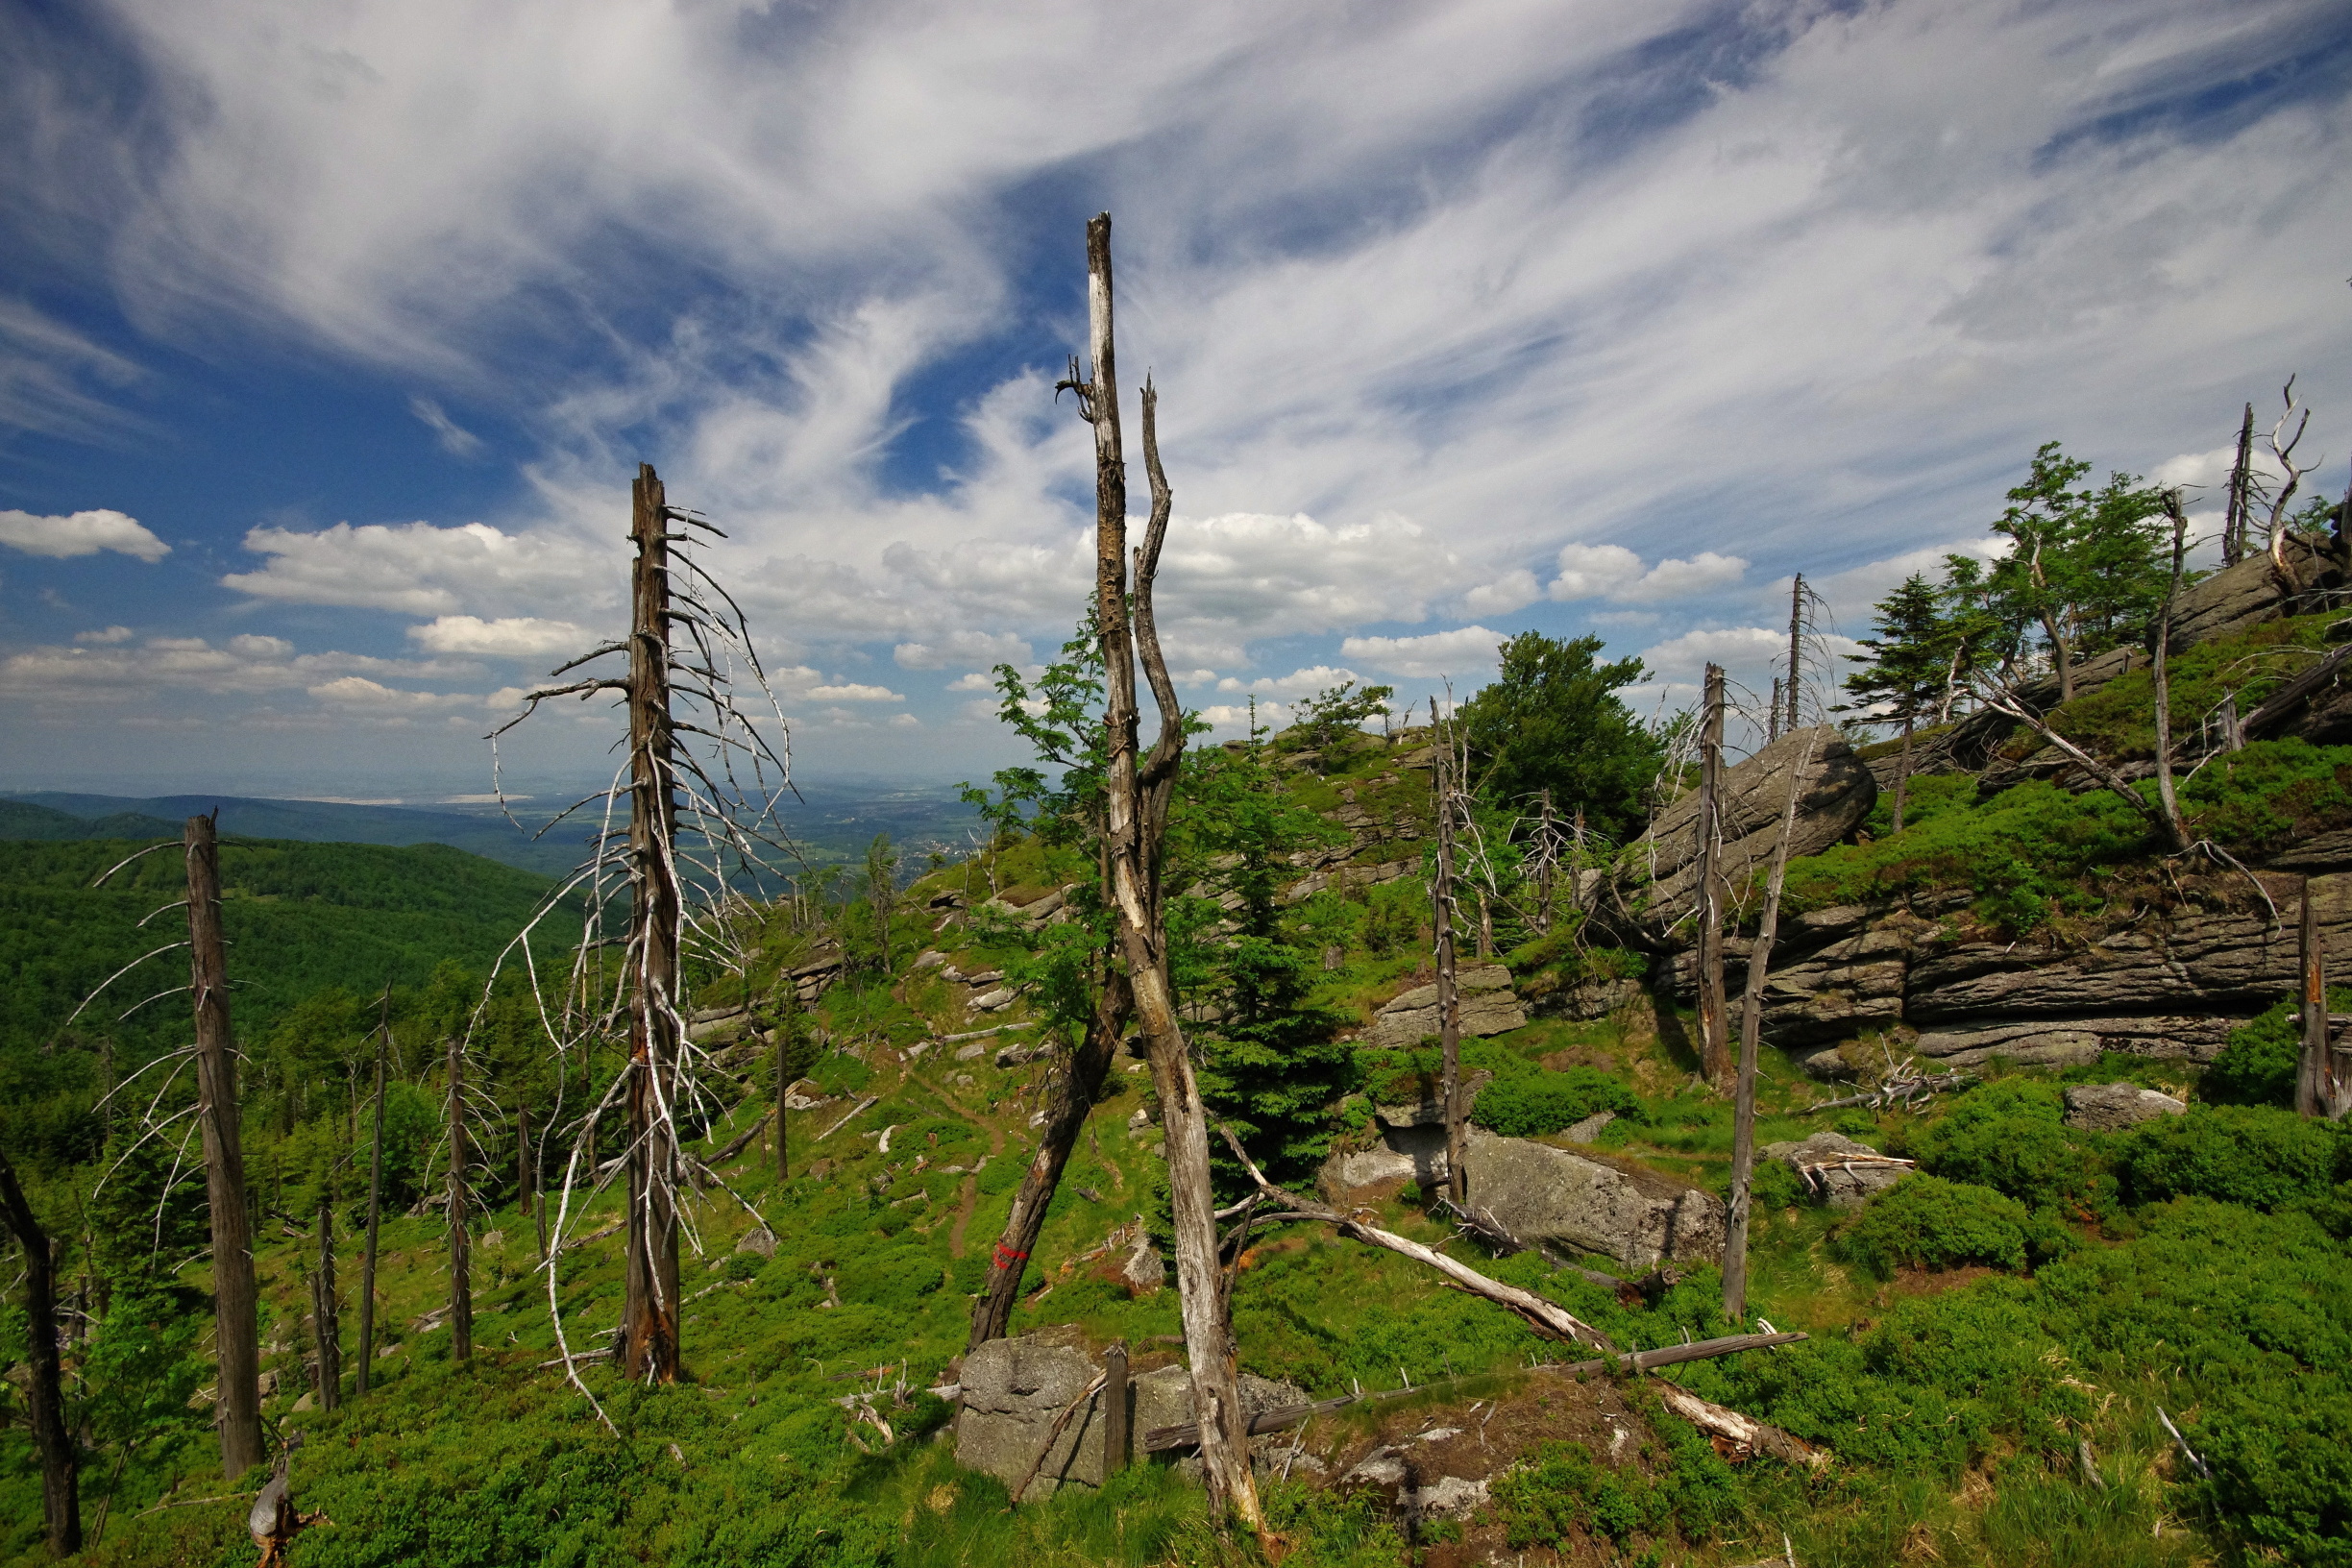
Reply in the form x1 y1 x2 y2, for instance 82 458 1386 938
1322 1144 1419 1194
1561 1111 1616 1143
971 987 1017 1013
955 1328 1108 1499
1635 726 1874 929
2063 1082 2188 1132
734 1226 777 1259
1459 1132 1725 1271
1367 965 1526 1047
1759 1131 1908 1208
1131 1365 1311 1478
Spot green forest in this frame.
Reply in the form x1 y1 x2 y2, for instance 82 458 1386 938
4 270 2351 1568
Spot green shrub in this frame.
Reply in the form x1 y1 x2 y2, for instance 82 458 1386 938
2199 992 2352 1108
2195 1375 2352 1564
835 1246 943 1312
1900 1080 2113 1218
1832 1176 2030 1277
1472 1066 1647 1138
1751 1160 1803 1211
2114 1104 2341 1211
1492 1439 1659 1548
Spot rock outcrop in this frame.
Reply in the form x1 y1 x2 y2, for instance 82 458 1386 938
1632 726 1875 932
1366 964 1526 1047
2063 1082 2188 1131
1459 1132 1724 1271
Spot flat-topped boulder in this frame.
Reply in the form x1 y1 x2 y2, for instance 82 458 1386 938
1760 1130 1910 1208
1460 1132 1724 1271
1367 965 1526 1047
2063 1081 2188 1131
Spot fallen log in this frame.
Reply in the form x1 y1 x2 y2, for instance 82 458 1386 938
1648 1380 1825 1468
1142 1331 1809 1453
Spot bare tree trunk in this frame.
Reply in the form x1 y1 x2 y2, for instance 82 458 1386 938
1073 212 1263 1536
1783 576 1804 735
1534 789 1556 935
2298 878 2327 1119
0 1152 79 1556
2224 401 2254 567
2153 493 2190 849
520 1102 548 1265
968 972 1132 1352
446 1034 472 1364
1695 667 1729 1086
1767 677 1781 744
1725 734 1815 1321
1890 713 1914 836
356 1021 386 1396
625 462 684 1384
311 1197 340 1410
1430 699 1467 1204
184 814 261 1479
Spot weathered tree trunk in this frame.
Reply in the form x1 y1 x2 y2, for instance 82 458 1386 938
1725 732 1815 1320
1695 667 1730 1086
1890 713 1914 836
1430 699 1467 1204
1767 676 1780 744
356 1023 386 1396
2298 878 2328 1119
446 1034 472 1364
968 973 1131 1352
311 1197 340 1410
625 462 684 1384
1103 1340 1130 1475
0 1152 79 1556
2152 493 2190 850
519 1102 548 1265
1783 576 1804 735
1075 212 1263 1535
2223 401 2254 567
184 814 262 1479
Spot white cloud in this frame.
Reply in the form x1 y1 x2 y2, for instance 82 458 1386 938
407 615 591 657
1550 543 1748 603
804 682 904 702
1339 625 1504 680
1216 665 1359 698
0 634 478 704
1463 568 1540 616
408 395 483 456
222 521 610 616
307 674 478 711
889 712 921 727
0 508 170 562
945 671 998 692
74 625 134 645
894 630 1030 670
1638 626 1788 676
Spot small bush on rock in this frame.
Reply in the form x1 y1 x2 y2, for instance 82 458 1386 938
2114 1104 2342 1212
1473 1066 1648 1138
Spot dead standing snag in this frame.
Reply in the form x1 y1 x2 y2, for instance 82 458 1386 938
1064 212 1264 1535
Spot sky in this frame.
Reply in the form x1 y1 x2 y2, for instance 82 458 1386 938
3 0 2350 800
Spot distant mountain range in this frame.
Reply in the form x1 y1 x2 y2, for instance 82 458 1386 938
0 782 978 878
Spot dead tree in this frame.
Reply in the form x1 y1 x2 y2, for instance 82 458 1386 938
1429 698 1468 1204
968 971 1132 1352
184 813 262 1478
2265 377 2316 581
1066 212 1263 1535
2151 492 2191 850
1783 576 1805 737
310 1196 341 1410
445 1034 474 1364
491 461 795 1413
1695 667 1730 1085
2223 401 2255 567
2298 878 2329 1118
1725 732 1816 1320
355 1000 387 1395
0 1151 79 1556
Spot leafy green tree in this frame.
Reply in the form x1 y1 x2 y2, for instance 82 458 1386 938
1287 678 1396 758
1458 632 1661 840
1987 442 2169 702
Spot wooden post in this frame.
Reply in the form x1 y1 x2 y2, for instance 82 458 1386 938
0 1153 79 1556
2298 877 2327 1118
1075 212 1262 1536
311 1197 340 1411
1430 698 1467 1205
1695 668 1730 1086
1726 734 1816 1320
625 462 684 1384
355 1014 386 1396
184 813 262 1479
1783 576 1804 736
445 1035 472 1364
1103 1341 1130 1475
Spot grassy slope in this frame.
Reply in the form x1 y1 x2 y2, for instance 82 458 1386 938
9 733 2346 1566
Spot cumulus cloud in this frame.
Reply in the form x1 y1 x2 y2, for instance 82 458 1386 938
894 630 1031 670
1549 543 1748 603
1463 569 1540 616
0 508 170 561
1637 626 1788 675
222 521 610 616
1339 625 1504 680
75 625 134 644
944 671 998 693
407 615 591 657
803 682 904 702
1216 665 1358 698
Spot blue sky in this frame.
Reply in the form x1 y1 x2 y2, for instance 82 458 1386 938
3 0 2350 799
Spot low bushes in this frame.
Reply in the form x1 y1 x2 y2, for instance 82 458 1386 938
1895 1080 2114 1218
1831 1175 2030 1276
2113 1103 2344 1212
1472 1066 1647 1139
